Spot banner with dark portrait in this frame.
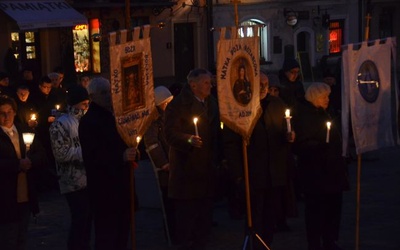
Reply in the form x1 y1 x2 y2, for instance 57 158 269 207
108 25 157 147
216 26 261 143
342 37 398 155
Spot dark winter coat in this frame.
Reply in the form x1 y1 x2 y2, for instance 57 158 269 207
164 83 220 199
223 96 291 189
78 102 130 206
293 101 348 194
0 125 47 223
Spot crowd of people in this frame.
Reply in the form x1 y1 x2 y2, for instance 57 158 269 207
0 58 348 250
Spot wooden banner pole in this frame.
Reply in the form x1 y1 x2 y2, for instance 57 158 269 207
355 11 370 250
231 0 241 27
125 0 131 30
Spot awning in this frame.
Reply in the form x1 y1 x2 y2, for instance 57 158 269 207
0 0 87 30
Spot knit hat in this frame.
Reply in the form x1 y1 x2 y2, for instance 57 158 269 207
282 58 300 72
305 82 331 103
67 86 89 106
154 86 173 106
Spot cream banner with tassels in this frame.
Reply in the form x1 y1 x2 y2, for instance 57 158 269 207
217 26 261 143
342 37 398 155
108 25 157 147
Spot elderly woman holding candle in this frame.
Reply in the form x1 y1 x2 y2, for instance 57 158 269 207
0 95 47 250
292 82 348 250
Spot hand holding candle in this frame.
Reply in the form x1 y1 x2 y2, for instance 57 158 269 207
28 113 38 127
326 121 331 143
284 109 292 132
193 117 199 136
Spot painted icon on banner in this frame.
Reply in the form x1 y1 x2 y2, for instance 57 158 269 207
356 60 380 103
121 53 145 112
231 57 253 106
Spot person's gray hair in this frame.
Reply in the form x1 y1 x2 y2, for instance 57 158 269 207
186 68 211 84
305 82 331 103
87 77 110 95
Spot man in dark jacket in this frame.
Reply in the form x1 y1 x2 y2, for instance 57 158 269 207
79 77 137 250
0 95 47 250
164 68 220 249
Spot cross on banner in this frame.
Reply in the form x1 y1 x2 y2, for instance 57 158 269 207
230 0 241 27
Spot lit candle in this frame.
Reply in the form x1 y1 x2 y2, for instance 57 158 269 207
55 104 60 110
22 132 35 151
193 117 199 136
284 109 292 132
220 122 224 130
30 114 37 121
136 136 141 149
326 121 331 143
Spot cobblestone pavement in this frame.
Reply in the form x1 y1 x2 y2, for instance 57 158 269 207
27 147 400 250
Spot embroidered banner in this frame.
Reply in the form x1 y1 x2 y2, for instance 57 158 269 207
216 26 262 143
108 25 157 147
342 37 398 155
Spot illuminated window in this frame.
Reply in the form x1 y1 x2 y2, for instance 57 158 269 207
329 20 344 55
239 19 269 61
73 24 90 72
11 32 19 59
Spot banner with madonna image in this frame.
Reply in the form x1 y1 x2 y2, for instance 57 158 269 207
216 26 262 143
108 25 158 147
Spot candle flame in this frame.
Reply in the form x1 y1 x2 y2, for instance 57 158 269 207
285 109 291 118
193 117 198 124
220 122 224 130
55 104 60 110
327 121 331 129
136 136 142 144
30 114 37 121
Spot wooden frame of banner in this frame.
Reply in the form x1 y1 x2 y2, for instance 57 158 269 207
241 139 271 250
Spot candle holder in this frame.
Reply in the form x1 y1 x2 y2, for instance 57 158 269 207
22 132 35 151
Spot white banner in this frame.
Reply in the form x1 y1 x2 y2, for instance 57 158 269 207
108 26 157 147
216 26 262 143
342 37 398 155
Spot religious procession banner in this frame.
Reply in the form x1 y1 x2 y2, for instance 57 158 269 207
216 26 262 143
108 25 157 147
342 37 398 155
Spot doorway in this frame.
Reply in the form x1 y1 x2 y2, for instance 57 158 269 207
174 22 195 83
